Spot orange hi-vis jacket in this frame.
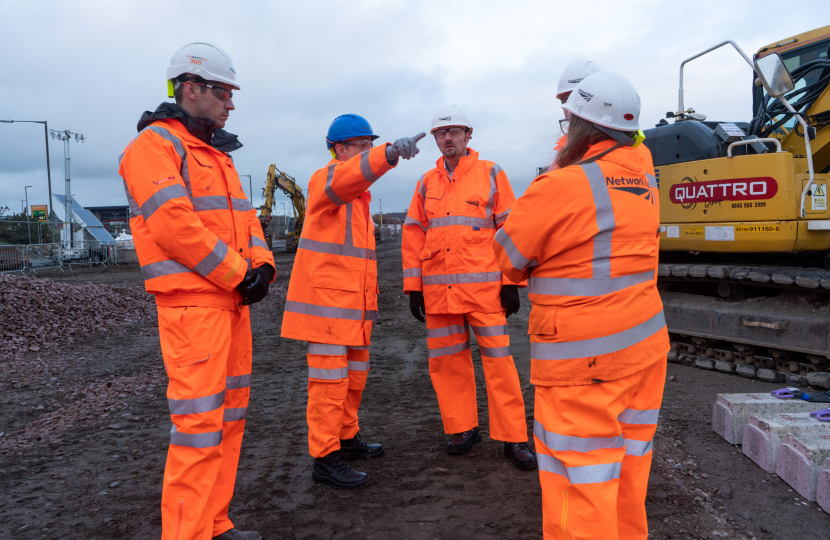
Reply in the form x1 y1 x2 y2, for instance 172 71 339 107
281 145 395 346
494 140 669 386
119 115 274 311
402 148 519 314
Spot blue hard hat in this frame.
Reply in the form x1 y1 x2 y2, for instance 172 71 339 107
325 114 379 149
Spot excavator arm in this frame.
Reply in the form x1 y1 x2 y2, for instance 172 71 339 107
259 164 306 252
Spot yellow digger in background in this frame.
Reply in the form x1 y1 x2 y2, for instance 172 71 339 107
259 165 306 252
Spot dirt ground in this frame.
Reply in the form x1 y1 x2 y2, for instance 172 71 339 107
1 239 829 539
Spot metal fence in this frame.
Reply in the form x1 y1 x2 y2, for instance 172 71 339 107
0 245 27 273
0 241 139 274
25 243 64 273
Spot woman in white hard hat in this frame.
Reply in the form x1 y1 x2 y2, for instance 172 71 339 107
494 71 668 539
546 60 601 172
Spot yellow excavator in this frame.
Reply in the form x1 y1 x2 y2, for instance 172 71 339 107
645 25 830 377
259 165 306 252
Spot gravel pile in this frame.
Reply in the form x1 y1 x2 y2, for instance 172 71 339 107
0 273 154 361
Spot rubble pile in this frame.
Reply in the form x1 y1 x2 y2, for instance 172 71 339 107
0 273 154 361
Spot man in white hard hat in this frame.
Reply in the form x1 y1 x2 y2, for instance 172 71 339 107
546 60 601 172
401 105 537 470
119 42 273 540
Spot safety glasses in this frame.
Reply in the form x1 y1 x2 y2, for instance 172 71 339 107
559 119 569 135
191 81 234 102
341 140 373 150
433 127 468 139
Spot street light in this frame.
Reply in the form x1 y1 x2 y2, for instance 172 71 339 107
24 185 32 245
0 120 53 223
239 175 253 203
49 129 85 246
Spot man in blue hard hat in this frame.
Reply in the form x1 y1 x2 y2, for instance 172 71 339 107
281 114 425 489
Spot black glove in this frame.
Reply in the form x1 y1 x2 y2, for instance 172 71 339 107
237 264 275 305
409 291 426 322
500 285 520 318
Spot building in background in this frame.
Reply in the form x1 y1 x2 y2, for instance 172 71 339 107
87 205 130 234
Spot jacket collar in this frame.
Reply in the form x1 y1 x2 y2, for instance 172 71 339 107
436 147 479 178
136 102 243 153
584 140 643 173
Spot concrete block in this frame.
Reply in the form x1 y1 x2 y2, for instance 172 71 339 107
712 393 817 444
807 372 830 390
742 412 821 473
736 364 757 379
817 458 830 514
696 358 715 370
785 373 808 387
777 431 830 501
678 354 696 367
715 361 737 374
757 368 784 383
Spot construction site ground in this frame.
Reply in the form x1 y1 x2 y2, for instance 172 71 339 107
1 239 829 540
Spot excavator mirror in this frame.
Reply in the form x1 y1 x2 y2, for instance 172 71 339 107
754 53 795 98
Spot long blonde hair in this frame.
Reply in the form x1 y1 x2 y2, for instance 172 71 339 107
554 115 613 170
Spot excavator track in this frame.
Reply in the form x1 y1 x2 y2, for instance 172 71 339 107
658 263 830 295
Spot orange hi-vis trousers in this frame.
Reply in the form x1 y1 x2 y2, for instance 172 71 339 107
534 358 667 540
425 311 528 442
158 305 253 540
307 343 370 458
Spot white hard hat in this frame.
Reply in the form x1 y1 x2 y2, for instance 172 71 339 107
167 42 240 90
557 60 601 99
430 105 472 133
562 71 640 131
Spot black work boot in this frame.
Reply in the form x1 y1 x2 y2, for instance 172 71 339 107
339 432 385 461
446 427 482 454
504 442 538 470
213 529 263 540
312 450 370 489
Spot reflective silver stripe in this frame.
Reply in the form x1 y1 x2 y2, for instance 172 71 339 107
624 438 654 456
144 125 192 196
618 408 660 425
325 163 346 206
403 268 422 278
348 360 370 371
123 180 142 218
141 184 190 220
232 197 256 212
192 195 229 212
360 150 380 183
537 453 622 484
534 419 623 453
495 208 511 225
308 343 348 356
168 390 225 415
429 216 495 229
193 238 230 277
426 324 468 338
428 340 471 358
646 174 658 189
141 259 193 279
250 236 268 249
581 162 614 280
285 300 363 320
348 345 370 350
298 238 376 260
494 228 538 270
418 176 428 220
226 374 251 390
487 164 501 218
479 345 510 358
423 271 502 286
531 311 666 360
364 310 378 322
245 258 251 271
170 425 223 448
308 366 349 380
528 270 655 297
223 407 247 422
403 215 427 233
470 325 507 337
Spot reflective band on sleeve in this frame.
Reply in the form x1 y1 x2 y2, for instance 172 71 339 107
423 272 502 286
534 419 623 453
624 438 654 456
530 311 666 360
429 216 495 229
645 174 657 189
470 324 508 337
528 270 655 297
426 324 469 338
170 425 223 448
144 125 192 196
250 236 268 249
581 162 615 280
308 366 349 380
487 164 501 218
308 343 348 356
193 238 230 277
168 390 226 415
479 345 511 358
360 150 380 183
618 408 660 425
141 184 190 220
403 268 422 278
348 360 370 371
495 209 511 225
226 374 252 390
223 407 248 422
298 238 376 260
285 300 364 320
232 197 256 212
494 228 538 270
191 195 230 212
364 310 378 322
428 340 471 358
325 163 347 206
245 258 251 271
141 259 193 279
123 180 142 218
403 215 427 233
537 453 622 484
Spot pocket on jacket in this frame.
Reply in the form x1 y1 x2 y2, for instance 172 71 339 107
528 306 557 335
214 228 233 244
425 190 445 200
418 248 441 261
313 269 361 292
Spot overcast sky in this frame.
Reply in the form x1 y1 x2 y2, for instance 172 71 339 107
1 0 825 221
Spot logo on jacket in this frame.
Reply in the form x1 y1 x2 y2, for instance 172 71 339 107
606 176 654 204
578 89 594 101
153 176 176 186
465 200 480 207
